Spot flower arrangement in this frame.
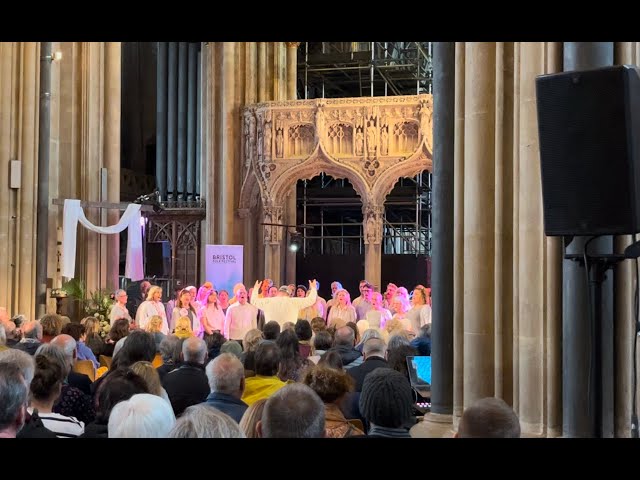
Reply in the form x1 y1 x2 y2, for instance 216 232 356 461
84 289 115 339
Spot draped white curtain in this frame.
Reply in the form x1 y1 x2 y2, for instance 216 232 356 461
62 199 144 280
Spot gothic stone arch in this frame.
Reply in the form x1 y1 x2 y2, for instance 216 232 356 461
238 95 433 286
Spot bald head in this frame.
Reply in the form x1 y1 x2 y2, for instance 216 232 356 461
334 326 355 347
362 338 386 359
182 337 207 364
50 334 77 365
457 397 521 438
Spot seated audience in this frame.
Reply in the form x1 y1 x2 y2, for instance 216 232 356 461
35 343 95 425
326 326 363 369
130 361 170 404
40 314 63 343
204 353 248 422
61 322 99 368
204 331 226 363
103 318 130 357
0 362 29 438
241 341 287 406
302 365 364 438
359 368 414 438
220 340 243 359
29 354 85 437
308 330 333 364
238 398 267 438
81 317 104 357
318 350 344 370
13 320 42 356
262 320 281 340
145 315 167 352
258 383 326 438
295 320 313 359
108 393 175 438
168 404 245 438
410 324 432 356
162 337 210 416
81 368 149 438
455 397 521 438
50 334 92 395
276 328 310 382
156 335 182 380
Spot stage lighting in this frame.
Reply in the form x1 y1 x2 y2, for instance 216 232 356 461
289 232 302 252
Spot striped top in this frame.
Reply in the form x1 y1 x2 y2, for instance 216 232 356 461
28 408 85 438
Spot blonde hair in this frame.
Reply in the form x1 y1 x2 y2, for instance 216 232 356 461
146 315 163 334
130 361 163 397
174 316 194 339
239 398 267 438
146 286 163 302
243 329 263 353
81 317 100 335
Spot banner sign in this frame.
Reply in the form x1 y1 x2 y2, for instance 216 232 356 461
205 245 244 295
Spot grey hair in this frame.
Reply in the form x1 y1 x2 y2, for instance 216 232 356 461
387 334 411 352
115 289 127 298
159 335 181 362
261 383 325 438
35 343 72 377
0 324 5 345
50 334 77 370
0 349 35 385
22 320 42 340
182 337 207 364
362 337 387 358
205 353 244 395
357 328 383 347
168 404 245 438
0 363 28 431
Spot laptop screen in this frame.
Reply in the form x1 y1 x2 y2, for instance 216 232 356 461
407 355 432 387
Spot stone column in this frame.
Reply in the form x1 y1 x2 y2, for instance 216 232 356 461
284 42 300 285
264 205 283 286
516 42 551 436
156 42 167 200
462 42 496 406
17 43 39 317
104 42 121 291
430 42 455 418
452 42 466 425
215 42 238 245
167 42 178 200
286 42 299 100
363 204 383 291
613 42 640 438
562 42 614 438
258 43 268 102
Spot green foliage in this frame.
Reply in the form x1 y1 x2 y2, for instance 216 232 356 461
61 278 86 301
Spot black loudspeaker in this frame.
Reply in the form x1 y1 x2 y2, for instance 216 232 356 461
146 241 171 277
536 64 640 236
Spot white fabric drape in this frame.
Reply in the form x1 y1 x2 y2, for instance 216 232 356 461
62 199 144 280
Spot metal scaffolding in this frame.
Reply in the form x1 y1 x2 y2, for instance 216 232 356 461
296 42 433 257
298 42 433 99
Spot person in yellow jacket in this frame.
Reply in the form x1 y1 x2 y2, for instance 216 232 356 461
241 341 289 406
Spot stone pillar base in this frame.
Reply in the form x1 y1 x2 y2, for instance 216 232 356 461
410 412 455 438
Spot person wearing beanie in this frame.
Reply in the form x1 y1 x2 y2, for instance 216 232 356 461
359 367 414 437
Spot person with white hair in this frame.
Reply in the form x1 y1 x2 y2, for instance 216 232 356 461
108 393 176 438
110 289 132 324
13 320 42 356
168 404 245 438
50 334 91 395
204 353 247 422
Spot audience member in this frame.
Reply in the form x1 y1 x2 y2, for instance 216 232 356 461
241 341 287 406
238 398 267 438
169 404 245 438
455 397 521 438
204 353 248 422
108 393 175 438
13 320 42 355
262 320 281 341
302 365 364 438
162 336 210 416
0 362 28 438
130 361 170 403
327 326 363 369
258 383 325 438
359 368 414 438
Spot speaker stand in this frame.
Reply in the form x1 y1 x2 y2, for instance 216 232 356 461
565 253 625 437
